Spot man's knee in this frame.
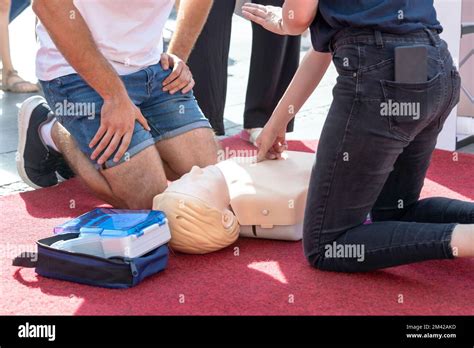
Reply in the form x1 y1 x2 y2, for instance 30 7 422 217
109 175 165 210
156 127 218 177
183 128 218 167
102 146 168 209
123 194 156 210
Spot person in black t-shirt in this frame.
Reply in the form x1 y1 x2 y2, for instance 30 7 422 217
244 1 474 272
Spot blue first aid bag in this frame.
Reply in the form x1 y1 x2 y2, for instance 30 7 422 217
13 234 169 289
12 209 170 289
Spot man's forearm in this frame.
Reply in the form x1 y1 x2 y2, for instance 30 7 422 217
33 0 127 101
167 0 213 62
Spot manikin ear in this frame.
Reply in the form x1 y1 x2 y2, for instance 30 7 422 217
221 208 237 230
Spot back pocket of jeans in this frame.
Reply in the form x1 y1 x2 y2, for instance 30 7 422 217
380 73 442 142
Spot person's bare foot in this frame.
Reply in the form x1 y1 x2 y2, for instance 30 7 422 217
1 69 39 93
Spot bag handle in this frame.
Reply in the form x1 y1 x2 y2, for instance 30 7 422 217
12 252 38 268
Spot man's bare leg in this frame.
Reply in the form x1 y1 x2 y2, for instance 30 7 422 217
52 122 168 209
161 161 181 182
156 128 219 178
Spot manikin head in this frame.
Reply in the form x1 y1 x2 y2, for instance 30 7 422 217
153 165 239 254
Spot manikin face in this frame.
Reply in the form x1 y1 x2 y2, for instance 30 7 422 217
165 165 231 212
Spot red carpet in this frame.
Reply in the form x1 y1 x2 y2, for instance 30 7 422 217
1 136 473 315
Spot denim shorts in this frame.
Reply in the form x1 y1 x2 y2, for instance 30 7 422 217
40 63 212 168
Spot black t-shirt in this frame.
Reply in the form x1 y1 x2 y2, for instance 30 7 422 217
310 0 443 52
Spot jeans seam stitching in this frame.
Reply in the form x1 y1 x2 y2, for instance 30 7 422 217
363 224 456 255
364 241 445 254
437 69 458 131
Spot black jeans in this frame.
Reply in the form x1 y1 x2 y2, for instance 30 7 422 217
303 28 470 272
187 0 300 135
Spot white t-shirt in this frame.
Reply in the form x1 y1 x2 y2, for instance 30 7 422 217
36 0 175 81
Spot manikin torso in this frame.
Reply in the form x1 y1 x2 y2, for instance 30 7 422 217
157 151 314 240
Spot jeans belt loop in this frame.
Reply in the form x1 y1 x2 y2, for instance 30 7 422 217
374 30 384 48
424 27 438 47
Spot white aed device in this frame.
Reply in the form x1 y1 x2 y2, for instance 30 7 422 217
52 209 172 259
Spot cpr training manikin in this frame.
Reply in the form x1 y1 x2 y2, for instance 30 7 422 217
153 151 314 254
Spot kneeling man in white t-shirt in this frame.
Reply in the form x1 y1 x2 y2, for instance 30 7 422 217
17 0 217 209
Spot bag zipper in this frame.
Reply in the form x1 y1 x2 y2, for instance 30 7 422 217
38 238 128 266
123 258 139 277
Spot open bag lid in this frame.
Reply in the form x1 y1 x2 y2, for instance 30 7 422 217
54 208 167 238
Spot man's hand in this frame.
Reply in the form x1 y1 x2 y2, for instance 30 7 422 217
160 53 195 95
256 121 288 162
242 3 285 35
89 96 150 166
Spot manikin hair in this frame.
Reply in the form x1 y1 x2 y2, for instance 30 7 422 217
153 191 240 254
